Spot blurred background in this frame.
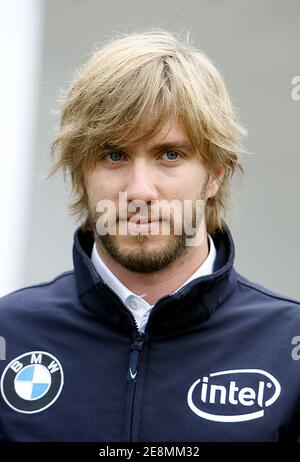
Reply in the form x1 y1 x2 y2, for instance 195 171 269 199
0 0 299 299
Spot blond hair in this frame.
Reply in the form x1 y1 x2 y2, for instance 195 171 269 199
47 29 246 234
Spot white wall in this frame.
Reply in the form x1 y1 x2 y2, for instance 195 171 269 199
0 0 44 296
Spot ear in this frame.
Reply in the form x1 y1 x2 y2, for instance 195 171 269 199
206 164 225 199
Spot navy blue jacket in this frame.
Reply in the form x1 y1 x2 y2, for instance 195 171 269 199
1 223 300 442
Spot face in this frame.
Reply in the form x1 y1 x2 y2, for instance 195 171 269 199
84 117 223 273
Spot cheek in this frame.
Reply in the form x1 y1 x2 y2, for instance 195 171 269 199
171 167 207 199
86 171 120 200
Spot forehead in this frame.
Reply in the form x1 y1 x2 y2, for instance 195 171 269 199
108 117 194 152
143 118 190 146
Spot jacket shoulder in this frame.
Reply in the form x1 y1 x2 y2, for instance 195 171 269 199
0 271 75 311
236 272 300 307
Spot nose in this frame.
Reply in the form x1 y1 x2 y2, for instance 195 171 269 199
125 158 159 204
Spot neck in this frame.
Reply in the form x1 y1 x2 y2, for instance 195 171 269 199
94 234 210 306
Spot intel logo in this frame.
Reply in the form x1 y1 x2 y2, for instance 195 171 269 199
187 369 281 423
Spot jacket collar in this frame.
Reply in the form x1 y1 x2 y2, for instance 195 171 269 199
73 221 237 337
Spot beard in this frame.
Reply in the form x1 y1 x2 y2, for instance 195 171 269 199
93 219 190 273
87 183 208 274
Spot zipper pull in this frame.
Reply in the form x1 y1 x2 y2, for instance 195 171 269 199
127 334 144 381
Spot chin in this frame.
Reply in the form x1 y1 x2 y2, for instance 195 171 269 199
116 233 171 247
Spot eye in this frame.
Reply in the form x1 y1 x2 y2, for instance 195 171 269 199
105 151 124 162
161 150 180 161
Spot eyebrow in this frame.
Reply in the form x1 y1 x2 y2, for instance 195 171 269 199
147 141 195 153
101 140 195 153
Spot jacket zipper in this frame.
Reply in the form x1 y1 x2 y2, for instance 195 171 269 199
126 331 145 441
98 281 146 440
127 332 145 381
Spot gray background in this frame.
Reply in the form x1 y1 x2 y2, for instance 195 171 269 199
23 0 300 299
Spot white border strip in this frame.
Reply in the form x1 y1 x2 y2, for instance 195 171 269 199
0 0 44 296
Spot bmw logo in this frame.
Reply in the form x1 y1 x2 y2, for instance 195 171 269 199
0 351 64 414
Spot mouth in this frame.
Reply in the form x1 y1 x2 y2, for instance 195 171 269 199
119 217 162 234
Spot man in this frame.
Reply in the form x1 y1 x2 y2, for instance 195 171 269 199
0 30 300 442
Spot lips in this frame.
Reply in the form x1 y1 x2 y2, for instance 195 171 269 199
120 216 160 224
118 216 162 234
130 217 156 224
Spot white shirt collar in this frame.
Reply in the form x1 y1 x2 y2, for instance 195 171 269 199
91 234 216 332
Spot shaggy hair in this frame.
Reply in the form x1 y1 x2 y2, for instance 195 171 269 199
47 29 246 234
